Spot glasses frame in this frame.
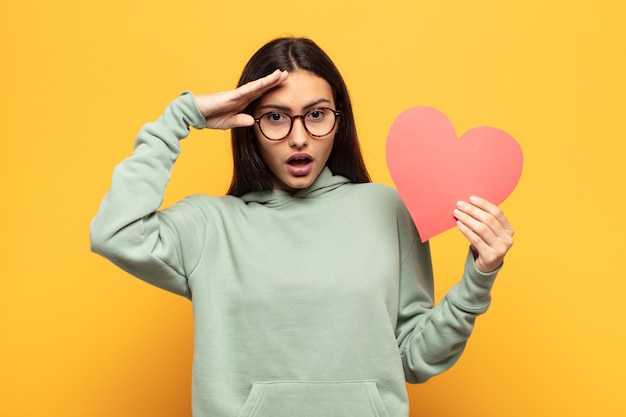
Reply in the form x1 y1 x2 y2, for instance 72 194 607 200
254 108 341 141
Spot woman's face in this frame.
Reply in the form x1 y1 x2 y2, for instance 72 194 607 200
253 70 337 193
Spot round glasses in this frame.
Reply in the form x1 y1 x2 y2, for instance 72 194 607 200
254 108 340 141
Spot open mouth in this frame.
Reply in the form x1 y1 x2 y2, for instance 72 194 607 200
288 156 312 167
286 154 314 176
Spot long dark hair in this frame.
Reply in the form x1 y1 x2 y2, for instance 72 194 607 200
227 37 371 196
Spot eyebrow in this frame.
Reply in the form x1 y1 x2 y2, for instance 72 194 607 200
257 98 333 112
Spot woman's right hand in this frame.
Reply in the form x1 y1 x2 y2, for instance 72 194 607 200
194 69 288 130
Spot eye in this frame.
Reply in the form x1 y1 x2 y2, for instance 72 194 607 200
306 108 328 122
263 112 289 124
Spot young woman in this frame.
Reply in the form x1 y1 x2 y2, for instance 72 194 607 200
91 37 513 417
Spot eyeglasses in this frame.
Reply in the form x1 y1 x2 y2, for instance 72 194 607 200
254 108 341 141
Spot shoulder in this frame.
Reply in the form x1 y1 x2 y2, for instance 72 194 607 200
348 181 405 207
178 194 244 211
342 182 411 220
351 182 417 228
160 194 244 221
156 195 246 241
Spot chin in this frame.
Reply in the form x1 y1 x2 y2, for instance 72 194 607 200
276 176 315 193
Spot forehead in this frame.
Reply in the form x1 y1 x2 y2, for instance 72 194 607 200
256 70 335 110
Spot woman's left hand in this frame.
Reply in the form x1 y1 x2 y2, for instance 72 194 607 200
453 196 514 273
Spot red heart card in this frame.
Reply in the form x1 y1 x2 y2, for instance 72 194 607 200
386 106 523 242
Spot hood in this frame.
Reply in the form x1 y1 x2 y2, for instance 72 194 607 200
240 167 350 207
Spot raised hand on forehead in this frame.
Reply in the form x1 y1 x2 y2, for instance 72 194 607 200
194 69 289 130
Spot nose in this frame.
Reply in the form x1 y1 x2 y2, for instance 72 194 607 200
288 116 309 148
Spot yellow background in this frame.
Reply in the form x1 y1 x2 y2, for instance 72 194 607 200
1 0 624 416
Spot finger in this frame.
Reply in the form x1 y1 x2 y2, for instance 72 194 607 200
454 200 514 250
455 218 485 252
454 200 497 236
454 206 496 245
455 218 511 273
222 113 255 129
466 196 514 235
456 198 513 241
235 69 288 102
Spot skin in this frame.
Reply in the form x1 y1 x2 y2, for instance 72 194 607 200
252 70 336 193
454 196 514 273
193 69 514 273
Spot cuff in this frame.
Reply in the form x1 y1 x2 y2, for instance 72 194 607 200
179 91 208 130
448 249 501 314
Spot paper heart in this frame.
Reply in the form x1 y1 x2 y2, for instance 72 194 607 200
386 106 523 242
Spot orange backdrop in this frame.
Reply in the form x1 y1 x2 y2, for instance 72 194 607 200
1 1 625 416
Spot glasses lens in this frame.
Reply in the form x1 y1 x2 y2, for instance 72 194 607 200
303 108 337 137
258 112 291 140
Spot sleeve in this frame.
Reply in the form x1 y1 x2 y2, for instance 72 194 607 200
89 92 208 299
394 202 501 384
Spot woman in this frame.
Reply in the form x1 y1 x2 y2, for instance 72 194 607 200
91 37 513 417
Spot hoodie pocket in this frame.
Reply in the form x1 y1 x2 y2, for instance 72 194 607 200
236 380 390 417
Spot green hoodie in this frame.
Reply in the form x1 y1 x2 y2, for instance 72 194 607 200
90 92 500 417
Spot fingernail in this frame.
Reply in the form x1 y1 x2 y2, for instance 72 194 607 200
456 201 467 209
